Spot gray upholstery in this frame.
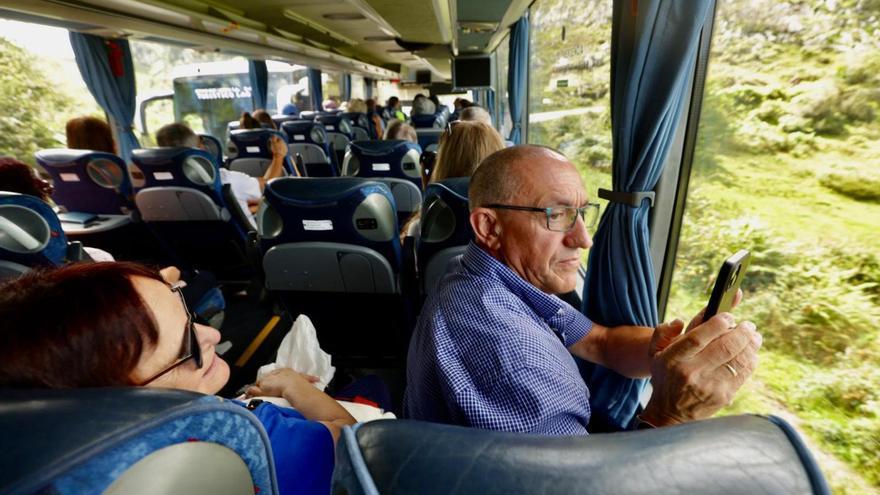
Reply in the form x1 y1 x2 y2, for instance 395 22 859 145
422 249 465 295
135 187 229 222
352 127 371 141
288 143 330 164
262 242 396 294
328 133 351 153
371 178 422 215
229 157 273 178
334 416 830 495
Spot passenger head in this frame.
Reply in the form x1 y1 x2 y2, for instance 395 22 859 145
387 96 400 109
411 96 436 116
156 123 200 148
241 110 275 130
365 98 377 112
323 98 340 111
347 98 367 114
384 120 417 144
468 145 593 294
66 116 115 154
432 121 504 183
0 157 53 200
457 99 473 110
459 106 492 126
0 262 229 393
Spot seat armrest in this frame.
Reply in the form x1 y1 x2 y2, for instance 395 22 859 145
221 184 257 236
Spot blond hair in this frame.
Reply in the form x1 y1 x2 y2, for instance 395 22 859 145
384 120 417 144
347 98 367 114
432 121 505 182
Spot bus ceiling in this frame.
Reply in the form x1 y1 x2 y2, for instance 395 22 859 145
0 0 530 84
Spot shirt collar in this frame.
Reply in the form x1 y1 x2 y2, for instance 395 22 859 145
461 242 568 323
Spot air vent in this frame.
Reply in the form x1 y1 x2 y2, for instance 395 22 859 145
323 12 366 20
459 22 498 34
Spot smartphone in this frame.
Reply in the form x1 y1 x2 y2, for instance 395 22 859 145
704 249 751 320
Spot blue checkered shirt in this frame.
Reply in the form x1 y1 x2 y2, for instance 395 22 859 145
404 242 593 435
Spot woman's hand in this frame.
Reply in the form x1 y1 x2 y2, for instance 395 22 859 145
245 368 320 401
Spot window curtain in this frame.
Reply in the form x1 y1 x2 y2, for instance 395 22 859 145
308 68 323 111
69 33 140 162
365 77 373 99
507 14 529 144
341 73 352 102
581 0 713 430
485 89 496 121
248 59 269 110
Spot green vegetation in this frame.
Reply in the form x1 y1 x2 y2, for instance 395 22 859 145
530 0 880 492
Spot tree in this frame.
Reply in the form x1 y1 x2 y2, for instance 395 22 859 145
0 37 73 165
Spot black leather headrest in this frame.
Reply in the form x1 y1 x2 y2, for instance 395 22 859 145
334 416 829 495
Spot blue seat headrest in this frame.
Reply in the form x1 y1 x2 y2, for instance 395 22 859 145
0 191 67 267
266 177 383 205
34 149 133 214
428 176 469 200
349 139 412 156
130 147 221 194
281 120 327 145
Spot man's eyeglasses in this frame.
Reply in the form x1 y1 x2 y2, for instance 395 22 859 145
487 203 601 232
136 282 203 386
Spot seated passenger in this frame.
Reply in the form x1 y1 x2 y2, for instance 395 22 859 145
399 121 504 240
0 262 356 495
155 123 286 218
459 106 493 126
383 120 418 144
365 98 384 139
411 94 436 117
241 109 277 130
383 96 405 121
345 98 367 114
404 145 762 434
323 97 340 111
66 116 116 153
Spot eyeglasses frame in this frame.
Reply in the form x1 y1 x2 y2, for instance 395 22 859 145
136 281 203 386
486 202 601 232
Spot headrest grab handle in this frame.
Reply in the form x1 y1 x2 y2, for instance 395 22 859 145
0 216 42 251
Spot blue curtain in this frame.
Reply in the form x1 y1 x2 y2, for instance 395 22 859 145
485 89 496 120
308 68 323 111
365 78 373 99
507 15 529 144
341 73 352 101
248 59 269 110
581 0 712 430
69 33 140 162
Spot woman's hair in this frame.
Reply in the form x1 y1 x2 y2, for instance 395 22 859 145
384 120 417 143
0 262 165 388
347 98 367 114
66 116 116 153
241 110 276 130
0 157 53 200
432 121 505 182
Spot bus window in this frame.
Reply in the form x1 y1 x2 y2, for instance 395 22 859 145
351 74 366 100
527 0 613 223
667 1 880 491
322 70 341 109
495 33 511 138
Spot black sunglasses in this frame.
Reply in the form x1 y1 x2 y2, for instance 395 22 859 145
136 282 203 386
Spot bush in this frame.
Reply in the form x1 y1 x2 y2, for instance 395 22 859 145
819 165 880 202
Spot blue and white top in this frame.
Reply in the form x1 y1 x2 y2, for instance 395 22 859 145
404 242 594 435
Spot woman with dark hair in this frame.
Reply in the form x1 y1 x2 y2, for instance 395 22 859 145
66 116 116 153
0 262 355 495
0 157 53 199
240 109 277 130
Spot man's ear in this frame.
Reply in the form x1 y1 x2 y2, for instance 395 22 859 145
470 207 502 251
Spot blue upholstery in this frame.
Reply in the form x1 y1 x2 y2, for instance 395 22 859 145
417 177 471 294
199 134 224 166
410 113 444 129
259 177 401 274
0 388 278 495
130 147 254 279
271 115 301 127
35 149 133 215
227 128 297 177
280 120 335 177
415 128 443 151
0 192 69 268
298 111 318 121
342 140 423 189
333 416 830 495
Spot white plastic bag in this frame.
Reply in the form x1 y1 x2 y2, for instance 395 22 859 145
256 314 335 390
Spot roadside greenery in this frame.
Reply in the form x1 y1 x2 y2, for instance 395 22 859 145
530 0 880 492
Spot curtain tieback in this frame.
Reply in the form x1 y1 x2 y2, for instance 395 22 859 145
598 188 655 208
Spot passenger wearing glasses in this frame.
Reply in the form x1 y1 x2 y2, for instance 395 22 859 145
404 145 762 434
0 262 355 495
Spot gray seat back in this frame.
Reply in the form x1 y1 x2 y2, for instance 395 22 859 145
262 241 396 294
135 187 228 222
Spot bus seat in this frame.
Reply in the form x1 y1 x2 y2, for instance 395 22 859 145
271 114 300 128
417 177 471 295
199 134 224 166
333 415 830 495
258 177 406 365
0 192 70 270
131 148 255 280
0 388 278 495
259 177 400 293
411 113 444 129
316 114 355 167
34 149 133 215
341 140 423 191
298 111 317 121
341 112 372 141
280 120 335 177
227 129 296 178
416 128 443 152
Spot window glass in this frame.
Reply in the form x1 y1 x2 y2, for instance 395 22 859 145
667 2 880 491
321 70 341 109
527 0 613 216
350 74 366 100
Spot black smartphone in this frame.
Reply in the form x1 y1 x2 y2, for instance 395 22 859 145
704 249 751 320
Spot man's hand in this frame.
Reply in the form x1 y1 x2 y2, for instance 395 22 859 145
270 136 287 159
640 310 761 427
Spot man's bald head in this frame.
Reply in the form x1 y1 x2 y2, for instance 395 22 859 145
469 145 571 211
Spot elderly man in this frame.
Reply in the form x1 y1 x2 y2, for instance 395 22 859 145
404 145 761 433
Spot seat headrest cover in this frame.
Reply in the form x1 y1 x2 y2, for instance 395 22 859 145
35 148 111 165
427 177 469 201
335 416 829 495
266 177 387 205
349 140 412 156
